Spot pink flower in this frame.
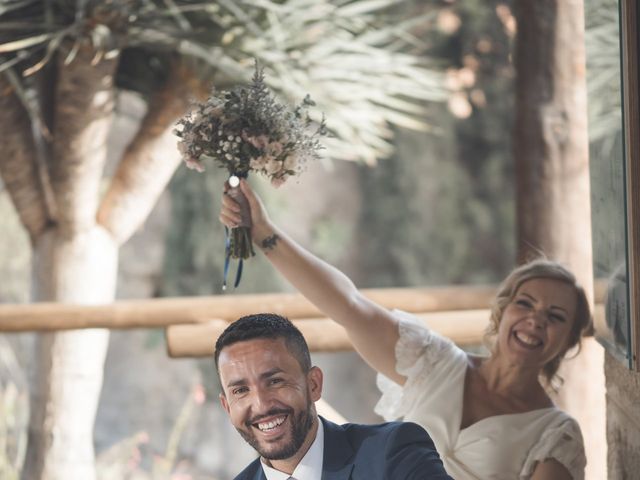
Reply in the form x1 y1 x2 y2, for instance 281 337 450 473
203 105 223 118
185 157 205 172
243 132 270 150
270 176 287 188
266 141 283 158
250 156 268 170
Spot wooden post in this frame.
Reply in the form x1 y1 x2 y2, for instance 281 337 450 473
513 1 605 478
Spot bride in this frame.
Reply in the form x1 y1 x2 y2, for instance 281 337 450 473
219 179 592 480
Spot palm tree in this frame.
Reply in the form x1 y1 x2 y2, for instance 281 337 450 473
0 0 448 478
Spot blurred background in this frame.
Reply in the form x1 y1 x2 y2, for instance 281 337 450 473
0 0 629 478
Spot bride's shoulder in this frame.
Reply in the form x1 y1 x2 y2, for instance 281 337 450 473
466 354 486 368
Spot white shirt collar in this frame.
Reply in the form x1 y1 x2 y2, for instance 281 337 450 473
261 417 324 480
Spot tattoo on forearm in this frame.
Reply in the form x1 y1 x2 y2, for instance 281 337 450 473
260 234 280 251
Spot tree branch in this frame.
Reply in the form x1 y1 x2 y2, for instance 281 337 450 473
50 43 119 235
0 75 50 240
97 60 207 245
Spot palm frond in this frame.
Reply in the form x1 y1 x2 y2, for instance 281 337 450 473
584 0 622 149
0 0 450 164
232 0 447 161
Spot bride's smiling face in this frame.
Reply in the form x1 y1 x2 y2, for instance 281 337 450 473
495 278 578 369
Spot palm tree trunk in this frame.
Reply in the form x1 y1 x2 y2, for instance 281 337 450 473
23 227 118 480
49 45 118 235
0 76 49 240
22 45 119 480
98 60 206 245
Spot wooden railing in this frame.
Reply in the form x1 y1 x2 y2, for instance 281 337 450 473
0 283 607 358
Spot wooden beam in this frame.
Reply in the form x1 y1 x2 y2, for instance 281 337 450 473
0 282 607 333
0 285 498 332
165 309 492 358
166 303 608 358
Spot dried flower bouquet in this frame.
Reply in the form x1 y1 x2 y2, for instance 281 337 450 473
175 63 326 287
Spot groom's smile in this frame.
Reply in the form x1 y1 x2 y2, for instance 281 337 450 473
254 413 288 433
218 337 322 462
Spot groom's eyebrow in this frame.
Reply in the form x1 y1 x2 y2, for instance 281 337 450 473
226 377 247 388
260 368 285 380
225 367 285 388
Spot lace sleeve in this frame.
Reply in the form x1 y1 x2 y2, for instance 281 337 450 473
375 310 461 421
520 417 586 480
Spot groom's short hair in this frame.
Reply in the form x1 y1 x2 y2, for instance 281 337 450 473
214 313 312 374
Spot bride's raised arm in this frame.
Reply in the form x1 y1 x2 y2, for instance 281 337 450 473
220 179 405 385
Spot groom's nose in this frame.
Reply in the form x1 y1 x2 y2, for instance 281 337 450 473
251 385 276 412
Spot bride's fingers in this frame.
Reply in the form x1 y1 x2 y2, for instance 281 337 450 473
219 203 241 222
219 211 240 227
221 193 241 212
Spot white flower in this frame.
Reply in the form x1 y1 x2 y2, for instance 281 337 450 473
250 156 267 169
265 158 283 175
284 153 299 171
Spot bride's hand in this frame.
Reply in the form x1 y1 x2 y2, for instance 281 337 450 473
220 179 272 241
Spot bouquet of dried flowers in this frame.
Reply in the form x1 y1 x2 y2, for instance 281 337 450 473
175 63 326 288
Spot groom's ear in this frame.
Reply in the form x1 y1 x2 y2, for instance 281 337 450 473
307 366 323 402
219 392 231 415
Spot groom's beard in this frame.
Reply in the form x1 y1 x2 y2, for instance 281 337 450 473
238 398 315 460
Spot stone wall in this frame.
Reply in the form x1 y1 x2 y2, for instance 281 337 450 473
605 351 640 479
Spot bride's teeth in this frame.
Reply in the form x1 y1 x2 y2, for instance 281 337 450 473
515 332 541 347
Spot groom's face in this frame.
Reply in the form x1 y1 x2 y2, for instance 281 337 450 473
218 337 322 461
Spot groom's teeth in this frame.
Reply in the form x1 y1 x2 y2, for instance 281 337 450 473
257 416 286 431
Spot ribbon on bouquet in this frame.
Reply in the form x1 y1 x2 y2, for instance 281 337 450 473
223 226 243 290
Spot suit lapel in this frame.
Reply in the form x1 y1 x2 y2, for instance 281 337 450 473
252 467 266 480
320 417 355 480
234 457 266 480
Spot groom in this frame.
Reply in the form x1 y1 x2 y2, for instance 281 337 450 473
215 313 452 479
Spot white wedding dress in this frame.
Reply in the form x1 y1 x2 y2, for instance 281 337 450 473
375 310 586 480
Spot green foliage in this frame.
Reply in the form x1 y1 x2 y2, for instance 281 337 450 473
0 190 30 303
161 165 228 296
0 339 28 480
354 0 515 288
0 0 448 165
160 165 286 296
584 0 626 278
96 384 208 479
0 382 26 480
584 0 622 156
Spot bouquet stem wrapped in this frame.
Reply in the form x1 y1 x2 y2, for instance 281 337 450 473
175 62 326 288
226 176 254 260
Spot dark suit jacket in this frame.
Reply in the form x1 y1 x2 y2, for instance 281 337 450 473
233 416 452 479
